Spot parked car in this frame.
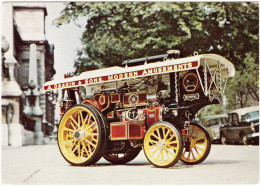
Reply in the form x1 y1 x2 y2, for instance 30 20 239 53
220 106 259 145
200 115 228 143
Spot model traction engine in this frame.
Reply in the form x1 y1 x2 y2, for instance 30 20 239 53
44 50 235 168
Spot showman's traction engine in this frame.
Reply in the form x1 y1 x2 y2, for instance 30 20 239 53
44 50 235 167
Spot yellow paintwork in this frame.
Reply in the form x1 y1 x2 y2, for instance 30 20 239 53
144 123 180 167
181 125 208 163
58 106 99 164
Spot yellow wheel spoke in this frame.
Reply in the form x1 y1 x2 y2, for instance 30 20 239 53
78 142 81 157
151 133 160 140
79 141 84 158
166 149 175 157
151 147 159 156
87 144 93 155
188 151 191 160
70 116 79 129
82 142 90 156
156 129 162 140
83 114 90 126
166 149 170 161
85 122 97 132
72 141 79 153
162 127 166 138
196 141 206 145
164 129 170 139
77 114 81 126
149 139 158 144
168 141 177 145
86 115 92 126
195 145 204 151
85 138 97 148
149 145 157 149
156 150 163 161
167 134 176 142
64 139 75 145
70 140 77 149
88 133 98 136
191 150 195 160
194 130 200 139
194 147 199 154
69 121 77 130
79 111 84 124
195 136 204 142
88 125 97 133
154 129 162 140
64 127 75 133
169 145 178 150
161 150 164 162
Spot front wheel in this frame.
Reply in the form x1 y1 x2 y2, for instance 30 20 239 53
58 104 107 166
143 121 183 168
180 123 211 165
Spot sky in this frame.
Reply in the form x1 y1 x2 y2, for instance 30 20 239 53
45 2 85 80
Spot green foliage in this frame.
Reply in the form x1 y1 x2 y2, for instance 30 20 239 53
54 2 259 108
225 52 259 109
198 104 225 118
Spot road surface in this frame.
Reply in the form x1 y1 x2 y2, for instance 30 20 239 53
1 144 259 184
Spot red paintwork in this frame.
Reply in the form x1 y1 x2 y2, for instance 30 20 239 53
111 125 127 139
82 99 102 110
142 105 162 126
110 93 120 103
110 121 144 141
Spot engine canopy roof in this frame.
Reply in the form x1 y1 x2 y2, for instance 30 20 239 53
43 54 235 91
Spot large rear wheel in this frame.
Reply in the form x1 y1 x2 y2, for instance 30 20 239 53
144 121 183 168
181 123 211 165
58 104 106 166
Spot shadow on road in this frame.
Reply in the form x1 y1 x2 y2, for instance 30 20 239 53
88 162 151 167
80 162 194 169
68 160 244 168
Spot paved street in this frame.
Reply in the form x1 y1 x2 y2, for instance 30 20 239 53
1 143 259 185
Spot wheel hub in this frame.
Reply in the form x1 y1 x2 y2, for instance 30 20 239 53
74 130 85 140
185 140 191 149
157 140 166 149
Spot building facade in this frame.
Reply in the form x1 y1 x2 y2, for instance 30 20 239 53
1 2 57 146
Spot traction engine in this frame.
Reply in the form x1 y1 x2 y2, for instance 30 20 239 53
44 50 235 167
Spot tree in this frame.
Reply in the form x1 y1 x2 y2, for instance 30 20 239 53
225 52 259 109
54 2 259 110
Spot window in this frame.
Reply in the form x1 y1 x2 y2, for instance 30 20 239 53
228 115 232 123
232 114 239 124
241 111 259 121
221 118 227 124
207 119 219 127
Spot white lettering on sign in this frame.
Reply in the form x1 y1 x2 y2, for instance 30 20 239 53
44 61 197 91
